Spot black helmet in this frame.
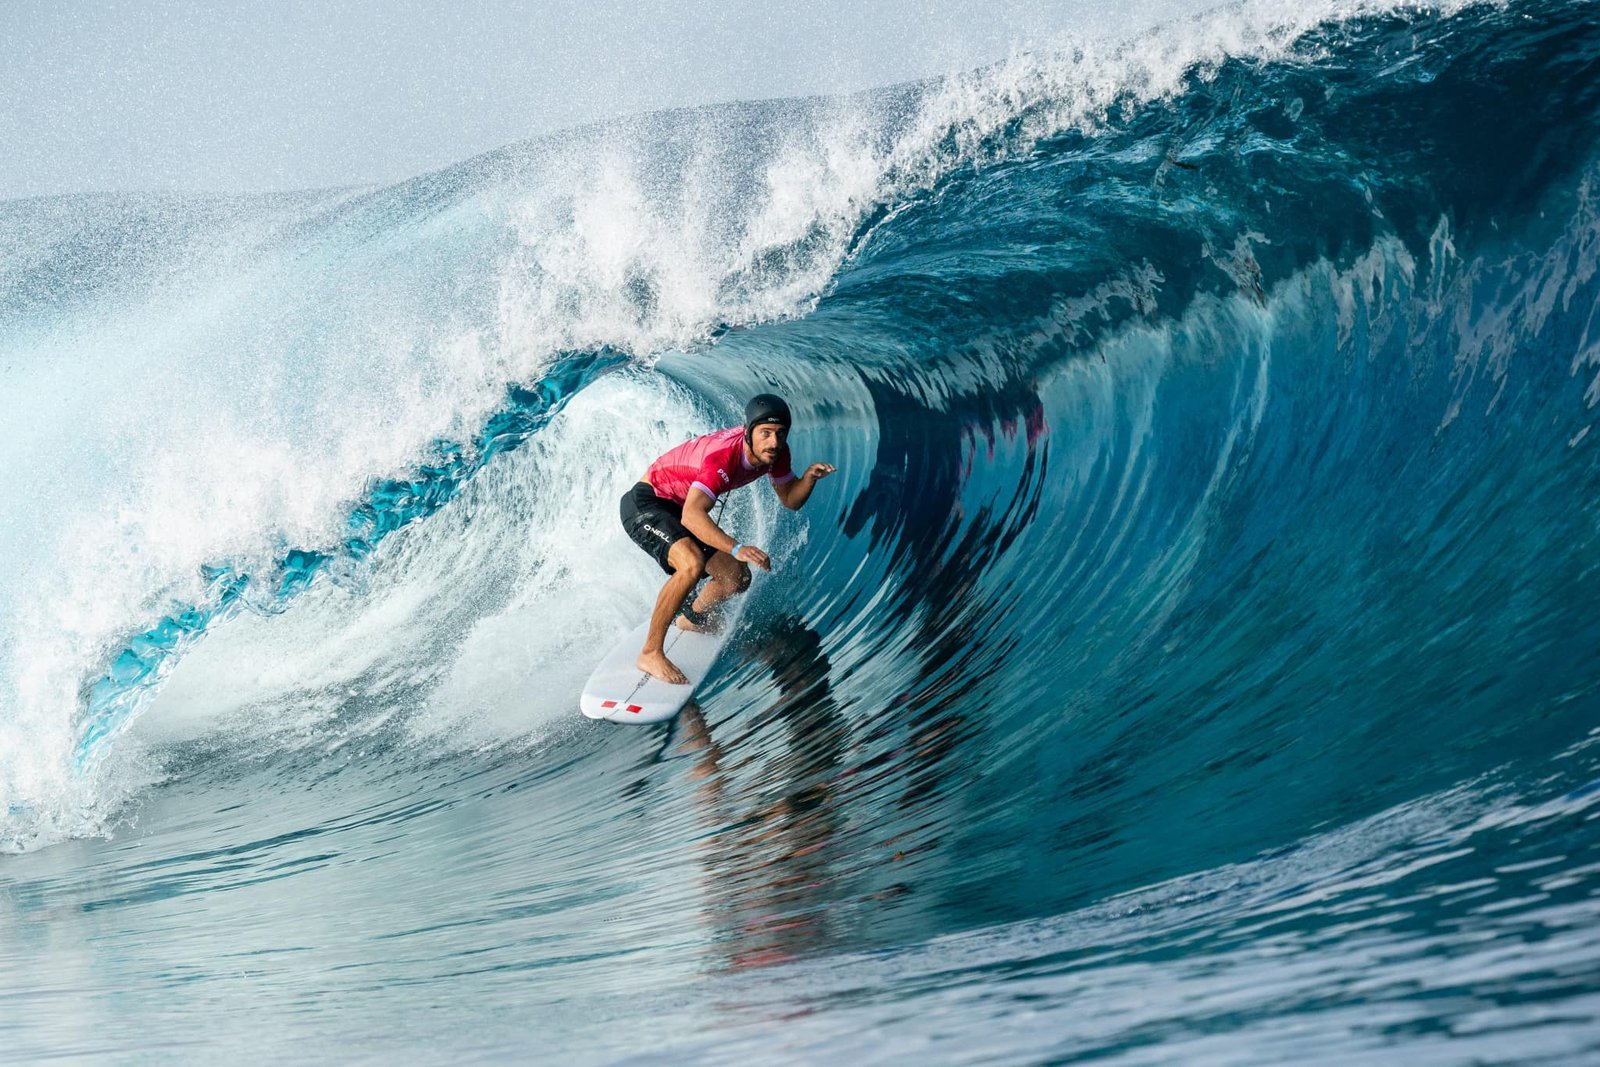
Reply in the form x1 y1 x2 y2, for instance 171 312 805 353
744 393 792 445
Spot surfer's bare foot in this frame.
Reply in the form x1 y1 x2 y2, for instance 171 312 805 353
675 614 720 634
638 650 689 685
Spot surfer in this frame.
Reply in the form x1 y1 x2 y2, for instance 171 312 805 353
620 393 836 684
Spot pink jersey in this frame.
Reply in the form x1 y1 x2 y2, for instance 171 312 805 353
647 426 795 505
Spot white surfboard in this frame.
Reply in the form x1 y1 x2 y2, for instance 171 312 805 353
580 615 737 723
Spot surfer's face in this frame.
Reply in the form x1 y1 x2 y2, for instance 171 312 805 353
750 423 786 463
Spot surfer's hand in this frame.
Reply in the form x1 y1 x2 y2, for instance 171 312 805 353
805 463 836 481
736 544 772 571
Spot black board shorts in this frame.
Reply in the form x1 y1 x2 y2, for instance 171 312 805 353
620 482 715 575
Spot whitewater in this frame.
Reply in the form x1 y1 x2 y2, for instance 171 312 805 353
4 0 1600 1060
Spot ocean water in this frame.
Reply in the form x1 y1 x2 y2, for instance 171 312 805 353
5 0 1600 1061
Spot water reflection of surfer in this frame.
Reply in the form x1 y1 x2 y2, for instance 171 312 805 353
677 613 848 970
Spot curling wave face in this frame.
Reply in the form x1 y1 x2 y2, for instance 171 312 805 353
4 0 1600 1061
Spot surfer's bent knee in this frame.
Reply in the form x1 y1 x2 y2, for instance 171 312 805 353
668 538 706 579
707 552 750 593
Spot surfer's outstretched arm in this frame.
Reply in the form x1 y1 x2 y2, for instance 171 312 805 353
774 463 837 511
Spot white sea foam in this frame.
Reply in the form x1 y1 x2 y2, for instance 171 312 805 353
129 374 730 753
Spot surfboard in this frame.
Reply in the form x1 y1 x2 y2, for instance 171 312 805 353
580 616 736 723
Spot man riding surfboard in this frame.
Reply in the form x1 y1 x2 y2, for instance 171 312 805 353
620 393 836 684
